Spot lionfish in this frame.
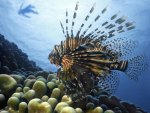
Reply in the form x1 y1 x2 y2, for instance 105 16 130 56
48 2 147 99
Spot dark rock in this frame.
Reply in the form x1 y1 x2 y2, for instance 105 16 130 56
136 111 145 113
1 66 11 74
99 95 128 113
113 107 120 112
86 102 95 110
16 84 23 88
24 79 36 88
0 61 1 68
27 75 36 79
100 104 108 111
34 71 49 79
11 74 24 84
136 107 147 113
110 95 121 102
115 110 122 113
0 94 6 109
121 101 137 113
86 95 99 106
9 61 18 70
0 34 42 74
25 71 34 76
99 95 109 103
11 71 22 75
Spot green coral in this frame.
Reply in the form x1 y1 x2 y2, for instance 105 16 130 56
16 87 22 92
23 90 35 101
47 74 56 82
28 99 52 113
0 110 9 113
1 73 105 113
54 102 69 113
61 95 73 105
32 81 47 98
60 107 76 113
41 95 49 102
24 79 36 88
0 74 17 95
18 102 28 113
86 107 103 113
104 110 115 113
23 87 30 93
11 74 24 84
7 97 20 110
75 108 84 113
51 88 61 98
1 72 139 113
47 82 57 90
47 98 58 108
36 77 47 83
12 92 22 99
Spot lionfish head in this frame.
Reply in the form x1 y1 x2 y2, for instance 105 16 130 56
48 48 61 67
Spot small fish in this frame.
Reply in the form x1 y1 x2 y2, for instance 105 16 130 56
48 2 147 96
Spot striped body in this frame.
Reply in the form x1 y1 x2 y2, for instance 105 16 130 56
49 37 128 78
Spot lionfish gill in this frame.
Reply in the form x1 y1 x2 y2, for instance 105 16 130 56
48 2 147 99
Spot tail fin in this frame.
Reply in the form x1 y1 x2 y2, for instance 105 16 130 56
125 56 148 81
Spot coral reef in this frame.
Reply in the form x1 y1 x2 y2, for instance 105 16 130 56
0 34 42 75
0 72 147 113
0 74 17 95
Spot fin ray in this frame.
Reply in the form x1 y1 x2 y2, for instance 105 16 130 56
125 56 148 81
98 71 120 94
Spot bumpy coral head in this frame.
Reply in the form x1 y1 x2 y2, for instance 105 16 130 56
48 48 61 67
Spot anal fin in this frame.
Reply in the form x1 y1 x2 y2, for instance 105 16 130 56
97 71 120 94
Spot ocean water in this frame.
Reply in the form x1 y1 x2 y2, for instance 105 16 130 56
0 0 150 112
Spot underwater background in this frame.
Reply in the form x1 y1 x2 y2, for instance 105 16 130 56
0 0 150 112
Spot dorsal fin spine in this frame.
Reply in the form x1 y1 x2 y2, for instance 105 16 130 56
65 9 69 37
71 2 79 37
75 3 96 38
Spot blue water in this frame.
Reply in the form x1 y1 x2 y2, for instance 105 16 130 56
0 0 150 112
